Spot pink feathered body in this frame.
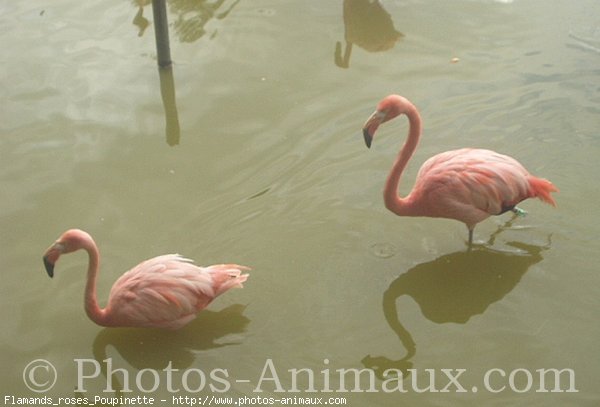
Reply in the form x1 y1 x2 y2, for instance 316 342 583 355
105 256 248 329
404 148 557 230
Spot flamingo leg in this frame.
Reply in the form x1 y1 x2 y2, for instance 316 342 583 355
467 227 474 248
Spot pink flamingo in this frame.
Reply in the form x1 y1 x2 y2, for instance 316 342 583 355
362 94 558 244
42 229 249 329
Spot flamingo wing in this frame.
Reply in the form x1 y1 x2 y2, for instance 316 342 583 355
106 255 217 328
413 149 534 224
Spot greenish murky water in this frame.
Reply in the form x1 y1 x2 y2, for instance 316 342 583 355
2 0 599 405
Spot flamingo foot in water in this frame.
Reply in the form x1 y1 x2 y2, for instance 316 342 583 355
512 207 528 217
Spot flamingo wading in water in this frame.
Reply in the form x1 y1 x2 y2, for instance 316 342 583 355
362 94 558 244
43 229 249 329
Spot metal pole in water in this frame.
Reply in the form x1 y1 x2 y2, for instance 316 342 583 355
152 0 172 67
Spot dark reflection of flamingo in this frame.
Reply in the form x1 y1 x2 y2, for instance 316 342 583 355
131 0 241 43
363 223 550 380
91 304 249 393
170 0 241 43
335 0 404 68
132 0 152 37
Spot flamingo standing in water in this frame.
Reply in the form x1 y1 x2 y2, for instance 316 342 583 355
362 94 558 244
42 229 249 329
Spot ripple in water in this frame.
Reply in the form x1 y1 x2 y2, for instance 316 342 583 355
370 242 397 259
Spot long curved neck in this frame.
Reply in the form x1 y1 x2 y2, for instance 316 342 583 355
82 240 109 326
384 104 422 216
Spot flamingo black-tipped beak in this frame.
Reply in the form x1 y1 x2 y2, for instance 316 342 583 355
43 256 55 278
361 110 386 149
363 127 373 148
42 242 63 278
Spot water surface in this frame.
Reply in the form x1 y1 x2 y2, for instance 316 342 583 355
2 0 599 405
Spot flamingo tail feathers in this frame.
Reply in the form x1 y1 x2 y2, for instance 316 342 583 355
206 264 250 297
528 176 558 207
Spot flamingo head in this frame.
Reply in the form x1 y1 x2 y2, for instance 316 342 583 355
43 229 92 277
362 95 406 148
